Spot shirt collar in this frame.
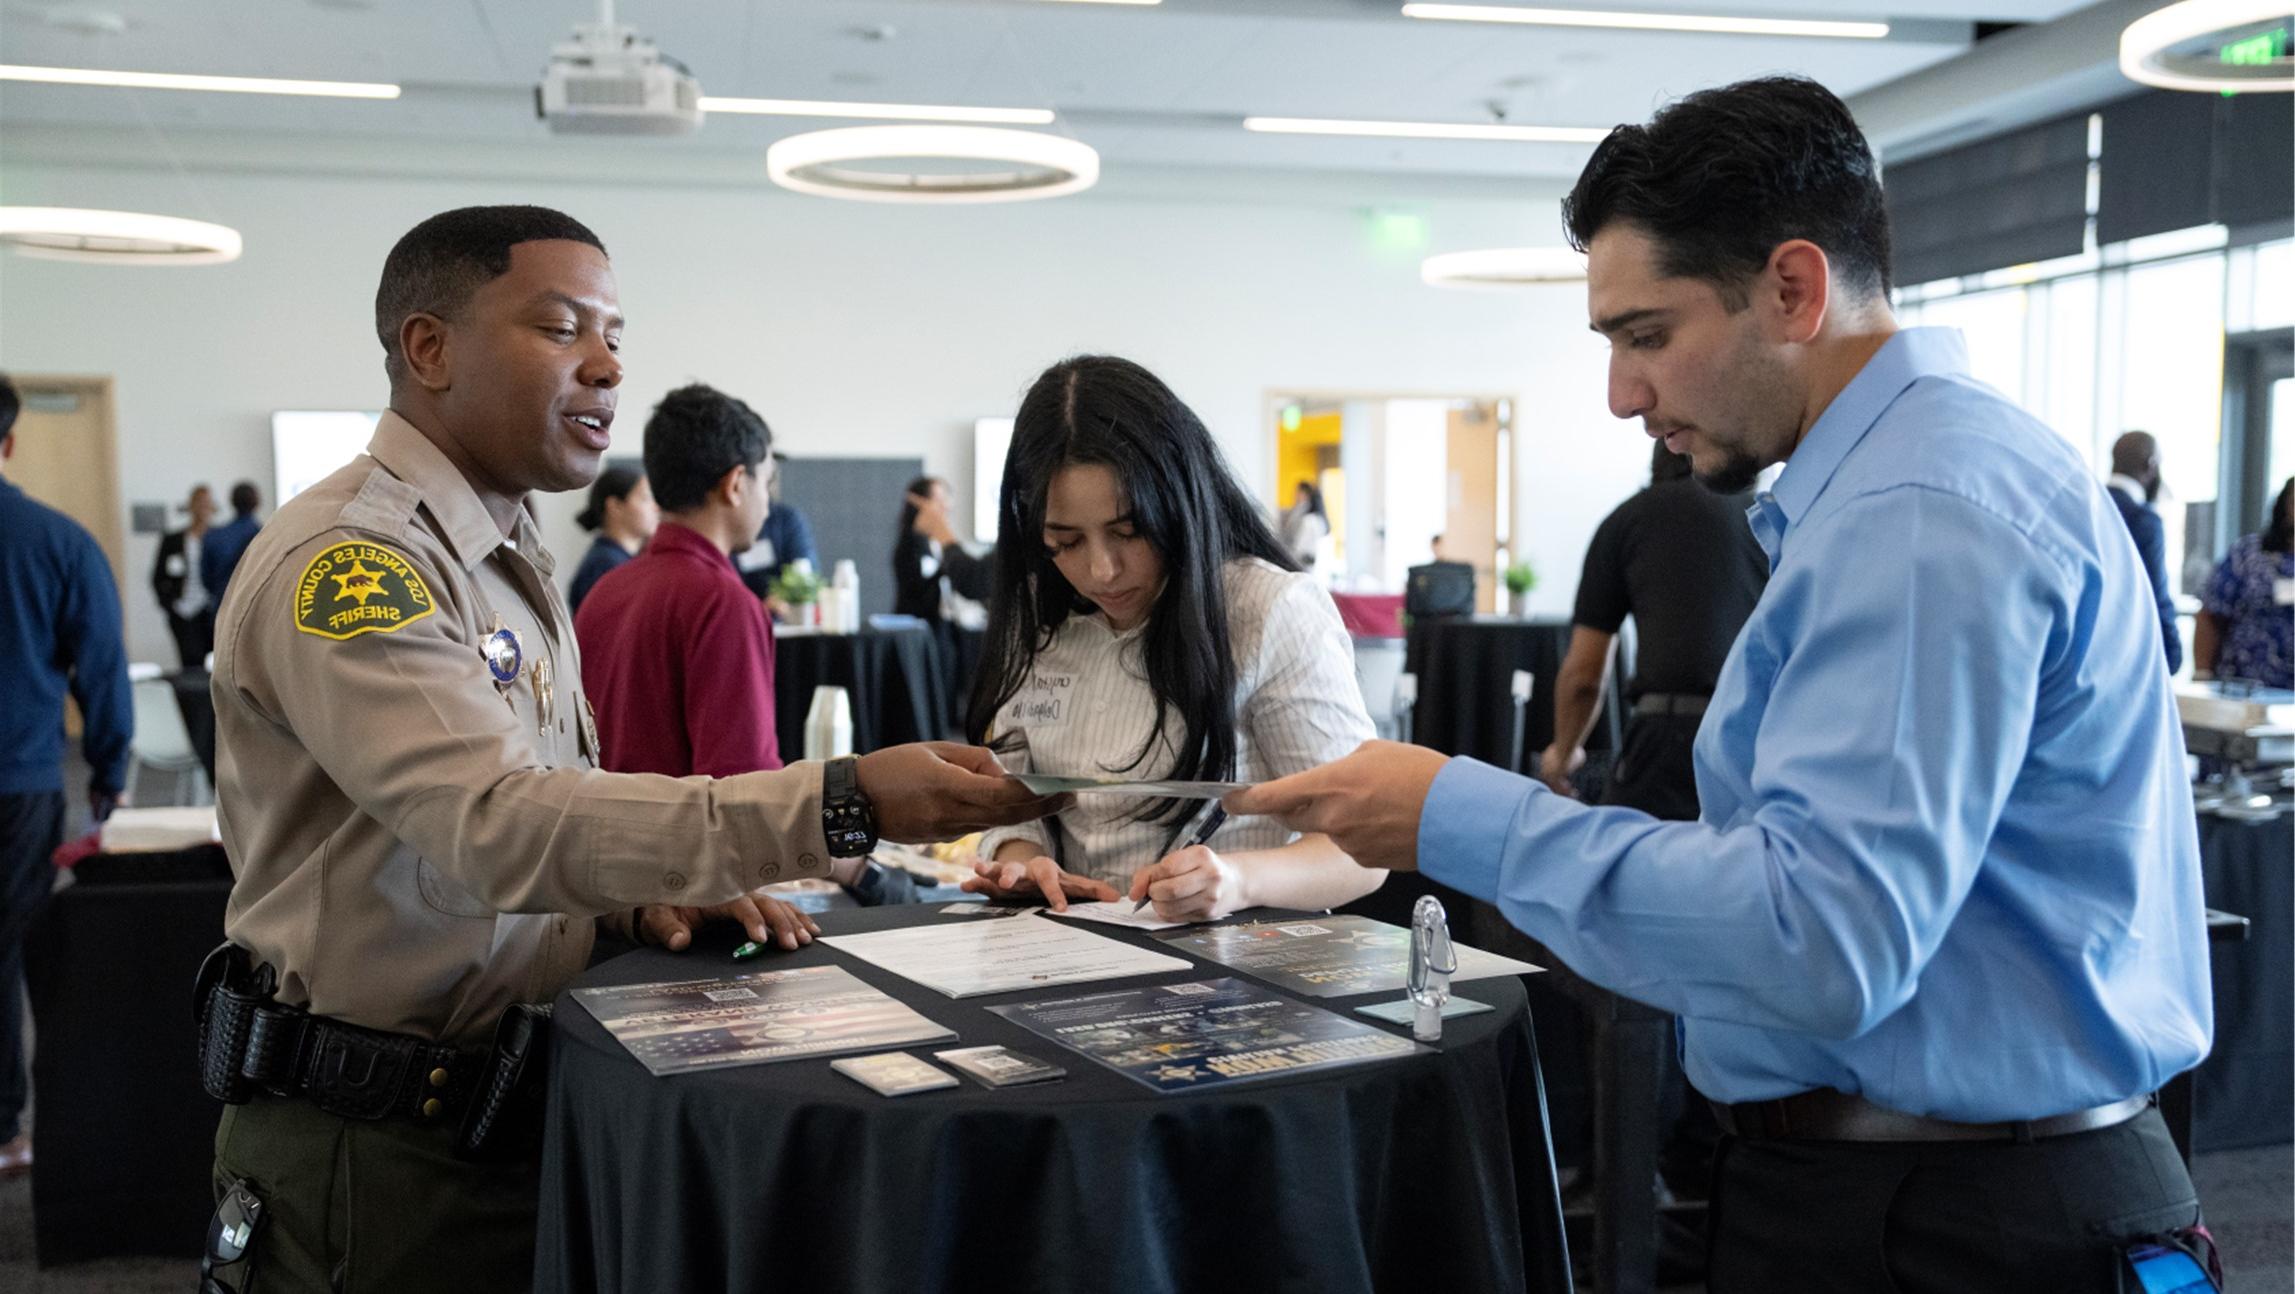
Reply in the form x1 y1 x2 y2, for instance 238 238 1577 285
2107 474 2147 503
647 520 735 572
1748 327 1968 566
366 411 551 574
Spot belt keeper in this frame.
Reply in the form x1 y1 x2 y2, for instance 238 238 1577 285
241 1004 310 1092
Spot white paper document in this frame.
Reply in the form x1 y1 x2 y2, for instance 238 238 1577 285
1049 901 1191 933
1014 774 1252 799
822 915 1192 998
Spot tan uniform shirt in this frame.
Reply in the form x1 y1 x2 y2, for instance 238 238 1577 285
213 411 832 1046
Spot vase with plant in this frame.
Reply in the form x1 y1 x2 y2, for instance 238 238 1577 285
1503 560 1537 616
770 565 821 625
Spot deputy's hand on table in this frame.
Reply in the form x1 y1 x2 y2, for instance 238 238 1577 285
857 742 1066 842
1223 740 1449 873
1538 743 1583 798
1128 845 1244 922
960 854 1120 911
640 891 820 952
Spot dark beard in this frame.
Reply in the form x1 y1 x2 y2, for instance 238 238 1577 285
1697 449 1763 495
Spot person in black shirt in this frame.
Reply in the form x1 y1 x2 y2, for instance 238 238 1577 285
152 482 220 667
1542 441 1765 819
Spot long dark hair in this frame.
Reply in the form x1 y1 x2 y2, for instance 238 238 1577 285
2264 476 2294 555
1292 480 1326 519
967 356 1298 824
576 464 644 532
898 475 944 548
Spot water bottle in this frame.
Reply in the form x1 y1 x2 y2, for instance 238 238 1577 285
804 685 854 761
831 559 861 633
816 586 843 634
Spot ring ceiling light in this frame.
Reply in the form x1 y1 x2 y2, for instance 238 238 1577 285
0 207 242 264
1422 247 1587 289
766 125 1098 203
2121 1 2293 93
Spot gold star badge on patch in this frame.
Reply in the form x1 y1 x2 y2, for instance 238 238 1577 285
293 540 436 641
330 559 385 606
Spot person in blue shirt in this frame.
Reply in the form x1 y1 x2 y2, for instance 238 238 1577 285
2194 476 2294 690
566 462 658 615
0 372 133 1177
203 479 265 600
1232 78 2213 1292
2106 430 2183 673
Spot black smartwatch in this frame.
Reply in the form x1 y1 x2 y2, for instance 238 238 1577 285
821 756 879 858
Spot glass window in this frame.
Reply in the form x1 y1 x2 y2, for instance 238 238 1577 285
2039 274 2100 461
2270 377 2295 495
2252 240 2293 331
2116 254 2228 598
1920 287 2030 406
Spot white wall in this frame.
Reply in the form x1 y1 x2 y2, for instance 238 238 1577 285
0 145 1648 663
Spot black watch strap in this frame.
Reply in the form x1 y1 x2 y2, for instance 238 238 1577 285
821 756 878 858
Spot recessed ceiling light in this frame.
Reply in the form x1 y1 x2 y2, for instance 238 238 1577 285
1422 247 1587 289
1243 116 1609 143
0 207 242 265
766 125 1099 204
1401 3 1889 39
0 64 400 98
699 96 1055 125
2121 1 2293 93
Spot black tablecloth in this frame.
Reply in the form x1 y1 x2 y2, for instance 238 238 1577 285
2193 812 2293 1151
169 668 217 781
773 624 948 757
537 904 1570 1294
1404 616 1602 772
23 844 232 1263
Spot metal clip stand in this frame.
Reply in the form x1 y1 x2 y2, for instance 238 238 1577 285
1508 668 1535 775
1407 894 1458 1042
1395 673 1418 747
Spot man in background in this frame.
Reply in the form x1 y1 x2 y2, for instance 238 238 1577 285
0 372 132 1177
2107 430 2183 673
204 479 264 601
153 482 219 667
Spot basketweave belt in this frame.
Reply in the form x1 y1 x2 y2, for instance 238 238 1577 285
1713 1089 2153 1143
1632 693 1709 718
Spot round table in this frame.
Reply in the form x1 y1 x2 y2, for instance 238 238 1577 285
1403 615 1594 771
773 623 949 756
536 904 1570 1294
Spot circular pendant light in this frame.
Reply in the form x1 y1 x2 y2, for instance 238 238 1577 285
0 206 242 264
766 125 1098 203
2121 1 2293 93
1421 247 1586 289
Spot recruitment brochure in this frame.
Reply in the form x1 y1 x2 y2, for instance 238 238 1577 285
1051 900 1191 932
831 1051 960 1096
991 976 1426 1093
1013 774 1252 799
820 914 1192 998
935 1044 1066 1087
572 964 954 1076
1161 914 1541 998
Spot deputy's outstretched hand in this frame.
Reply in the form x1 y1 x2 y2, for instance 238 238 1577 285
857 742 1065 842
1223 741 1449 873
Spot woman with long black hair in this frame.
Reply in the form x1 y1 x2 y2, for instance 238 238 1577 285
965 356 1384 919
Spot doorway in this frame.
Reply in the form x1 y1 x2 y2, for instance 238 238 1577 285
7 375 123 591
1266 391 1516 611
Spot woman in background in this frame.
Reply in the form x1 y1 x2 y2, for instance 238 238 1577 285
2194 475 2294 690
965 356 1383 920
1280 480 1329 571
567 465 658 614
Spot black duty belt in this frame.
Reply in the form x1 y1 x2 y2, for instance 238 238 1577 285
1632 693 1709 718
1713 1089 2153 1143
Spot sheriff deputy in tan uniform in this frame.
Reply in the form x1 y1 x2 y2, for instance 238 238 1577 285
200 204 1054 1292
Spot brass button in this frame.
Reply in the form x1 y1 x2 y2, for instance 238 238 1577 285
421 1098 443 1119
798 853 819 870
664 871 687 892
760 861 782 881
429 1067 450 1089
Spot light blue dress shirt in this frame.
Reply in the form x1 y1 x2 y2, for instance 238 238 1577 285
1422 327 2212 1122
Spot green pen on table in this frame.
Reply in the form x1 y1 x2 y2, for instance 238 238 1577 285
1133 801 1228 915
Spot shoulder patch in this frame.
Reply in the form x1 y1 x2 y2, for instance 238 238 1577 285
293 541 437 640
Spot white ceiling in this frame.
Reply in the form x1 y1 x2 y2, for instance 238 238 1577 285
0 0 2100 179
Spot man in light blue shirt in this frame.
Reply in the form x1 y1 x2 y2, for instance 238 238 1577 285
1233 77 2213 1291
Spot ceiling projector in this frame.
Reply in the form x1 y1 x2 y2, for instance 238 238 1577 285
536 0 702 136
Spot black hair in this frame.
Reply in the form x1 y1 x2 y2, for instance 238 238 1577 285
1292 480 1326 518
229 481 261 516
0 373 17 439
898 475 948 548
1563 75 1893 306
642 383 770 513
577 465 645 532
967 356 1299 826
1651 440 1693 483
2265 477 2294 555
375 205 606 382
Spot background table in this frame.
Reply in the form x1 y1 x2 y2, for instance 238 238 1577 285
1331 591 1406 640
537 904 1570 1294
773 623 949 756
2192 811 2292 1151
168 667 217 782
23 843 231 1264
1404 616 1601 771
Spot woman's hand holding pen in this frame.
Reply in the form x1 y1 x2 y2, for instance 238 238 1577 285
960 854 1120 911
1128 846 1246 922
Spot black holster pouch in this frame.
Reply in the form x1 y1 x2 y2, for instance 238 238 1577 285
195 943 270 1105
456 1002 553 1162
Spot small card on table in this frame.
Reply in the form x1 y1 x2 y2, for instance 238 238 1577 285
935 1044 1066 1088
830 1051 959 1096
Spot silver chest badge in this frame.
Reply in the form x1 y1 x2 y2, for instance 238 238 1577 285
483 614 524 686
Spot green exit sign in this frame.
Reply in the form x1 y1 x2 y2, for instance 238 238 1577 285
2219 25 2290 66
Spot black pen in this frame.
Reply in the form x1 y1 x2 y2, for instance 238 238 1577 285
1134 801 1228 915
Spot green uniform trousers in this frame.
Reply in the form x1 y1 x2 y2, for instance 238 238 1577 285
212 1096 539 1292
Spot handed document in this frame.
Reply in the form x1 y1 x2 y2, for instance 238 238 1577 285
1013 774 1253 799
821 913 1191 998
